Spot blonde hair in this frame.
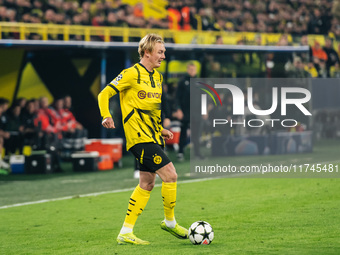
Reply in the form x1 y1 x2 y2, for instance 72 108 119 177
138 34 164 60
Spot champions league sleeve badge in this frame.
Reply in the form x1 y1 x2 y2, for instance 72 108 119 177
116 74 123 81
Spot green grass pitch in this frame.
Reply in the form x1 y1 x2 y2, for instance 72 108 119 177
0 139 340 254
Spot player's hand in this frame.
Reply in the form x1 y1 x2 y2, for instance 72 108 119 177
102 117 115 129
161 128 173 140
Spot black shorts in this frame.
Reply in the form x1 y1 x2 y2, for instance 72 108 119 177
129 142 171 172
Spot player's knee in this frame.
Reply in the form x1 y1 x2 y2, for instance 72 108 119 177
168 171 177 182
140 182 155 191
165 165 178 182
147 182 155 190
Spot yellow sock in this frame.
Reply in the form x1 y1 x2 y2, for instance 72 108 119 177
123 184 151 229
161 182 177 221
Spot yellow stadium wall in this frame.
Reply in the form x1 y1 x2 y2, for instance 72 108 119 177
0 49 24 104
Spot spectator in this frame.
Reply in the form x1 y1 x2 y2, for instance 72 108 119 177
21 99 39 149
63 95 73 112
21 12 31 23
34 96 62 171
81 11 91 26
268 35 293 77
16 0 32 20
15 97 27 110
0 98 9 126
106 11 118 26
43 9 55 24
298 35 313 63
62 95 87 150
61 1 73 18
213 19 226 31
28 12 43 39
215 35 223 45
55 13 66 25
0 98 10 169
125 5 146 28
330 16 340 37
6 8 16 22
0 6 7 22
4 104 24 155
32 0 44 14
35 96 58 135
1 0 340 41
323 37 340 77
286 56 311 78
61 96 82 130
45 0 57 13
72 13 82 25
175 62 204 161
312 40 328 76
307 8 329 35
198 7 215 30
133 2 143 18
168 1 182 30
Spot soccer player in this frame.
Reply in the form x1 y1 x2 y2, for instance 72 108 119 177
98 34 188 245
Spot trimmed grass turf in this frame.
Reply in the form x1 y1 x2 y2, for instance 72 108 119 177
1 139 340 254
1 139 340 206
1 178 339 254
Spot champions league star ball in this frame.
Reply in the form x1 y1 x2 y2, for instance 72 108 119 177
188 221 214 245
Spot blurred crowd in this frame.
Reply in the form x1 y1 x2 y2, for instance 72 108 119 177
203 34 340 78
0 95 87 170
170 0 340 36
0 0 340 38
273 34 340 78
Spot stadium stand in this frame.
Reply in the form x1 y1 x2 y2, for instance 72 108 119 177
0 0 339 35
0 95 87 171
1 1 340 171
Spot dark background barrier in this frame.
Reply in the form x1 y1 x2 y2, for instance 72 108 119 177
1 42 339 140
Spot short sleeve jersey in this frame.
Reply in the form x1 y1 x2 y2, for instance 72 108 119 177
99 63 164 151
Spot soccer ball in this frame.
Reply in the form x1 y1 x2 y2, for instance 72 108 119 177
188 221 214 245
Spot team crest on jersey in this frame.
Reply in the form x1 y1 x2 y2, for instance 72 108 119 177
157 81 161 88
153 154 162 164
116 74 123 81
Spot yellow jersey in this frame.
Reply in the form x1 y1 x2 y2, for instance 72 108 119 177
98 63 164 150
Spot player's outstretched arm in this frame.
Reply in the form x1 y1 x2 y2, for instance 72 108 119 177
102 117 115 129
98 85 117 128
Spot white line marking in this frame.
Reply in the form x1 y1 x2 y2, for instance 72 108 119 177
61 179 87 184
0 177 219 210
2 159 339 210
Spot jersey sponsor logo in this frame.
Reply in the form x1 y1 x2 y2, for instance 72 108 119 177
153 154 162 164
137 90 162 99
138 90 146 99
147 92 161 99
